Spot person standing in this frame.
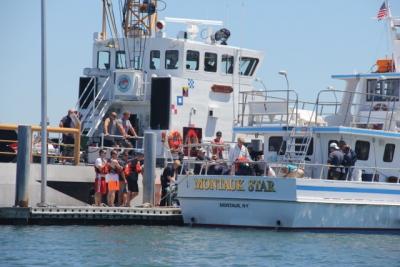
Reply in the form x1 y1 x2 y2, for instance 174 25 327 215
103 112 126 147
94 149 108 206
160 160 180 206
228 136 251 175
327 143 344 180
59 109 80 161
118 151 130 206
119 111 138 148
342 144 357 180
211 131 224 159
107 149 122 206
124 153 142 207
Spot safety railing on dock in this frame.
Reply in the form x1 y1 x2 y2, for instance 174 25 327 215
0 124 81 165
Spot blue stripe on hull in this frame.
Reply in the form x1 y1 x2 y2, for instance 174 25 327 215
297 185 400 195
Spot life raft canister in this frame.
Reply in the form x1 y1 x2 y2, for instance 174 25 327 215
168 130 183 150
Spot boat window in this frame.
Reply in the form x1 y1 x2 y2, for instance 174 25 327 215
366 79 400 102
239 57 259 76
355 140 370 161
150 50 160 70
383 143 395 162
165 50 179 70
221 55 234 74
186 50 199 71
115 51 126 69
268 136 286 155
97 51 110 70
295 137 313 156
204 52 217 72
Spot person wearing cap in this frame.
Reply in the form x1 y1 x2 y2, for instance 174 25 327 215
103 112 126 147
59 109 80 162
211 131 224 159
228 136 251 175
327 142 344 180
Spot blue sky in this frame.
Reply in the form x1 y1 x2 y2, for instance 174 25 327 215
0 0 398 126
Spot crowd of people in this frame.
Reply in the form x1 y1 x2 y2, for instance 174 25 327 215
94 149 142 207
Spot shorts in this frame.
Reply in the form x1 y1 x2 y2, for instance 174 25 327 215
127 176 139 193
119 180 128 193
94 177 107 194
108 180 120 191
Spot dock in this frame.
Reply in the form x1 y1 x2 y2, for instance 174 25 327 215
0 206 183 226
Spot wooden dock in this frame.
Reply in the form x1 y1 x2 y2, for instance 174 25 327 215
0 206 183 226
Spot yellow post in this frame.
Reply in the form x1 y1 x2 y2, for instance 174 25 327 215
73 122 81 165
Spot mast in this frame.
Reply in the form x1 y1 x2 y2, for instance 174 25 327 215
123 0 158 37
100 0 107 40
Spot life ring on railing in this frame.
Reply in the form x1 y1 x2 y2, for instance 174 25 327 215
373 103 388 111
168 130 183 151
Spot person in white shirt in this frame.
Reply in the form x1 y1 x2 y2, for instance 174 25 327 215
228 136 251 174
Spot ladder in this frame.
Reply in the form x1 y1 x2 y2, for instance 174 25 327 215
281 127 313 165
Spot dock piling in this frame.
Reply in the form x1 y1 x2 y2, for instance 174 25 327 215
143 131 156 205
15 125 32 207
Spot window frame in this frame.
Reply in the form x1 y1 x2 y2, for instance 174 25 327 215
268 136 286 155
165 50 179 70
204 52 218 72
383 143 395 163
221 54 234 75
366 79 400 102
97 51 110 70
185 50 200 71
239 57 259 76
355 140 370 161
115 51 126 69
150 50 161 70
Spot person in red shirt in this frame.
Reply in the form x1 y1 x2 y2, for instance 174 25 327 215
94 149 108 206
211 131 224 159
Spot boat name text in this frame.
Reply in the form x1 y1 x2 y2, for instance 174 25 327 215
194 178 275 192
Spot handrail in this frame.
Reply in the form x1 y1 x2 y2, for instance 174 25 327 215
180 157 400 184
0 124 81 165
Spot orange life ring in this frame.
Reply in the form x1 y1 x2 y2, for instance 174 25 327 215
373 103 388 111
168 130 183 150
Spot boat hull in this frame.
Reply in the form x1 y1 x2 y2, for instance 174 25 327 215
178 176 400 230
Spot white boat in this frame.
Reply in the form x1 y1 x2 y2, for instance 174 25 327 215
0 0 263 206
177 4 400 230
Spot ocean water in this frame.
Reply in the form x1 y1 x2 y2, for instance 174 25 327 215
0 225 399 267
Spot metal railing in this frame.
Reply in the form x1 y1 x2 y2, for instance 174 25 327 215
237 88 399 131
0 124 81 165
179 156 400 184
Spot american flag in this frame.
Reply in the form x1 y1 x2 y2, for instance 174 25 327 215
377 2 388 20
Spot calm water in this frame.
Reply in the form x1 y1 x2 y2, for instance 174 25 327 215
0 225 399 267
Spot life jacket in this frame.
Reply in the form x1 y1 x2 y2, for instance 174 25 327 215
95 160 109 176
124 160 142 176
168 130 183 150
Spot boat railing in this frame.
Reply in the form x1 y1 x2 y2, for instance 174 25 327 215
314 89 398 130
99 133 144 153
237 90 324 127
78 76 112 137
0 124 81 165
179 157 400 184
